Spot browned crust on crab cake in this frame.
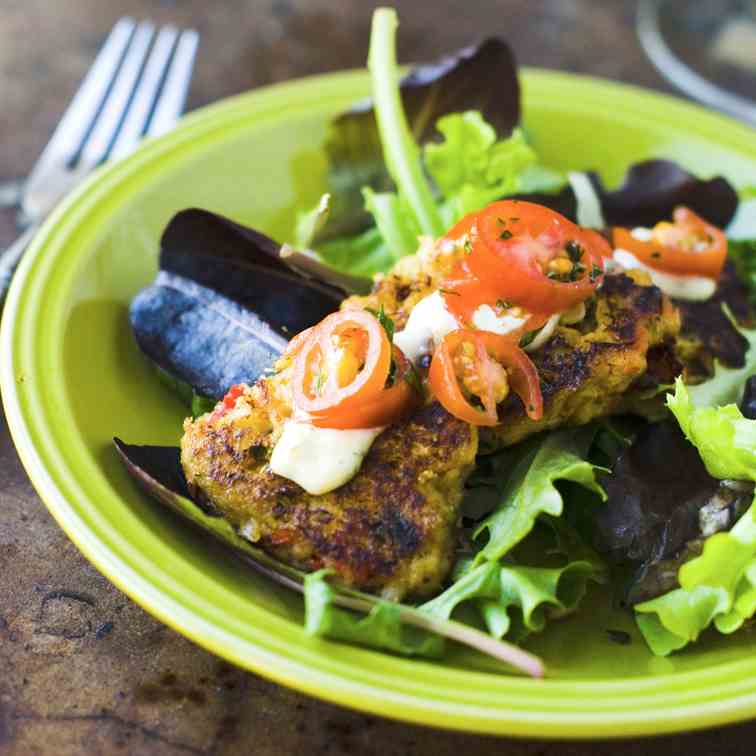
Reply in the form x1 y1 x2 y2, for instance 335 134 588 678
181 399 477 600
482 271 680 445
350 265 681 448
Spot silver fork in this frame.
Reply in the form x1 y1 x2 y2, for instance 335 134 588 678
0 18 199 306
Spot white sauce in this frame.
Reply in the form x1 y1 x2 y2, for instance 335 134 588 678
471 304 528 336
568 171 605 228
630 226 654 242
612 249 716 301
393 291 459 365
270 422 383 495
524 313 561 352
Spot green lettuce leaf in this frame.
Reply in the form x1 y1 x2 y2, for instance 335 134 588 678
425 114 537 221
367 8 443 239
635 381 756 654
420 559 603 643
304 570 444 657
473 427 607 565
361 187 422 260
317 226 390 277
667 378 756 481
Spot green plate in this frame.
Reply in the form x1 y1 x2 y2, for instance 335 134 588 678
3 69 756 739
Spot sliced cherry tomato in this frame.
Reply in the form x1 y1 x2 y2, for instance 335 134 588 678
333 346 420 429
612 206 727 279
440 212 478 252
291 310 418 429
293 310 390 420
429 330 543 427
441 260 550 339
283 326 315 359
463 200 607 313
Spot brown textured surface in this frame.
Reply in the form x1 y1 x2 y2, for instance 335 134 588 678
1 1 755 753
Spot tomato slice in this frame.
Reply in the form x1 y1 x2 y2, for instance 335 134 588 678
332 346 420 429
291 310 418 429
283 326 315 359
429 330 543 427
612 206 727 279
441 260 550 338
292 310 390 421
464 200 607 313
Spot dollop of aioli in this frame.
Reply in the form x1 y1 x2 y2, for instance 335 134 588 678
393 291 458 365
471 304 528 335
269 422 383 495
612 248 716 301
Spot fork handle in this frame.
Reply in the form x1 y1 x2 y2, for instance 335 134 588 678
0 223 40 310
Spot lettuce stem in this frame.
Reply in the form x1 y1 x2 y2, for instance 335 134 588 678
334 591 545 678
368 8 444 238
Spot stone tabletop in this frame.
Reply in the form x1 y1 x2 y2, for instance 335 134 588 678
1 1 754 753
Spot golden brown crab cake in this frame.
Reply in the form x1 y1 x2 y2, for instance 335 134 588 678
489 270 681 446
182 255 680 599
347 235 465 329
181 391 477 600
348 260 681 447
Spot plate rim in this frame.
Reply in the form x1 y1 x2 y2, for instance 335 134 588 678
3 67 756 739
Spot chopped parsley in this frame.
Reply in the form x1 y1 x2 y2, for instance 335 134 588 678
404 361 424 395
519 330 537 348
500 230 513 240
368 305 395 341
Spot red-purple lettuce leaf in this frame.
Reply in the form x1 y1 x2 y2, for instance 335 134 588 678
587 159 738 229
130 209 345 401
592 421 752 605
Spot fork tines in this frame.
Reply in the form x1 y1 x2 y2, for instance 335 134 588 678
34 17 199 176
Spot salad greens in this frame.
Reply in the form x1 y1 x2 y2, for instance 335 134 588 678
305 570 444 658
305 8 552 275
316 118 540 273
312 36 520 245
472 427 606 565
671 378 756 480
367 9 444 239
122 4 756 672
420 539 605 644
635 380 756 655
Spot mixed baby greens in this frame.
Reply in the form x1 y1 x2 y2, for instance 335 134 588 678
122 7 756 674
